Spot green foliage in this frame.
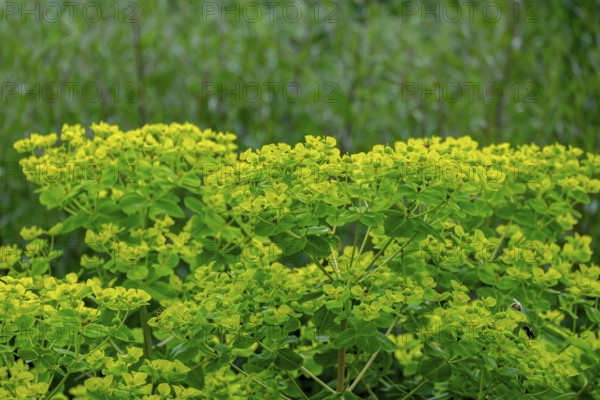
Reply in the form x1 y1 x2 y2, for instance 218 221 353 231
4 123 600 398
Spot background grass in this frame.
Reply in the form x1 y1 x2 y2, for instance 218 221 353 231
1 0 598 261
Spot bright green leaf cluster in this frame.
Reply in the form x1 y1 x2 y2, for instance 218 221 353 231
8 123 600 399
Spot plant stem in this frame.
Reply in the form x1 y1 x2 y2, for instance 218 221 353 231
140 305 153 359
575 369 600 398
349 221 362 269
300 366 336 393
337 319 348 393
364 381 380 400
477 367 485 400
329 245 342 279
359 233 417 283
358 226 371 257
347 316 399 392
44 369 70 400
257 342 335 394
229 362 294 400
311 255 335 281
362 237 395 274
400 380 426 400
285 371 310 400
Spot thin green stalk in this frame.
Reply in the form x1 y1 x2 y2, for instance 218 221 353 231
229 362 294 400
349 221 362 270
86 310 128 356
477 367 485 400
400 380 426 400
363 237 395 273
359 233 417 283
345 350 362 391
44 368 70 400
311 255 335 281
364 381 380 400
140 305 153 359
410 201 445 218
300 366 336 393
337 319 348 393
258 341 335 394
330 249 341 279
347 316 399 392
358 226 371 257
575 369 600 398
489 222 510 261
285 371 310 400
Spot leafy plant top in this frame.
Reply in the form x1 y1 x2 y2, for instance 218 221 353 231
5 123 600 399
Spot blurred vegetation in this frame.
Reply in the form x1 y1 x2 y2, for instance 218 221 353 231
1 0 599 261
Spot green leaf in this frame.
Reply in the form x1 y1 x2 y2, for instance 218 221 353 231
383 212 407 237
570 189 590 203
158 252 179 268
31 259 49 275
548 201 572 216
18 348 39 361
248 351 277 370
153 198 185 218
356 335 380 353
179 173 201 188
255 218 277 237
184 196 204 214
313 349 338 367
126 265 149 281
358 211 384 227
120 193 147 214
496 276 520 290
277 235 307 256
418 358 451 383
232 333 256 349
527 198 548 214
296 212 319 227
313 305 337 338
146 280 178 301
497 367 521 377
305 236 332 259
352 321 377 337
298 290 324 303
82 324 111 340
306 226 330 236
275 348 303 370
410 218 444 242
38 186 68 209
584 304 600 324
375 332 397 351
332 328 357 349
339 210 359 222
326 209 359 226
313 201 335 218
60 213 92 233
477 266 497 285
170 343 200 363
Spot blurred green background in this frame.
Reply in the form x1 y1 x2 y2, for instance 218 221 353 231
1 0 598 261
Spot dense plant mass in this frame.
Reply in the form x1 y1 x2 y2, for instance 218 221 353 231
3 123 600 399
